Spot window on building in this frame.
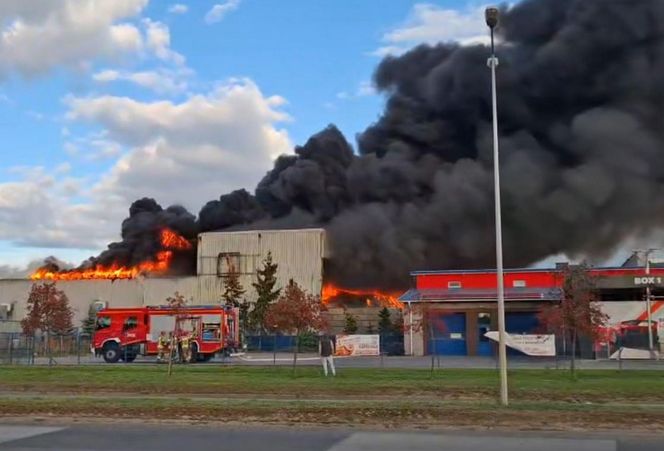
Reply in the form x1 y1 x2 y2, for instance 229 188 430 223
513 280 527 288
217 252 241 276
217 252 256 279
448 281 462 289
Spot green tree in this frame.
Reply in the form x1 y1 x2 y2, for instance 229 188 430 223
343 311 358 334
80 302 98 335
238 299 250 341
391 310 404 334
378 307 392 335
250 252 280 333
221 268 246 308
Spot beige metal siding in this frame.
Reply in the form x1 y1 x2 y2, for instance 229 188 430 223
198 229 326 304
0 277 199 326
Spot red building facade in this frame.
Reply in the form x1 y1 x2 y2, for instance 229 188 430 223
400 266 664 357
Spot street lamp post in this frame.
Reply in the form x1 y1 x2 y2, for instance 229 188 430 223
644 249 656 358
486 6 509 407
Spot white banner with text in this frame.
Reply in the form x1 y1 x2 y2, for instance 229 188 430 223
335 334 380 356
484 332 556 356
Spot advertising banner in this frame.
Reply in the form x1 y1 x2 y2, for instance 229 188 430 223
335 334 380 356
484 331 556 356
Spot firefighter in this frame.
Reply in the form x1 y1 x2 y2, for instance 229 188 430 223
180 332 192 363
157 331 168 362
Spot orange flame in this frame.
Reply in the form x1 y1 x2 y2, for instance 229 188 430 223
321 284 403 309
30 228 192 281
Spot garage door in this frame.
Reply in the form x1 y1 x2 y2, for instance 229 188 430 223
506 312 539 356
428 313 467 356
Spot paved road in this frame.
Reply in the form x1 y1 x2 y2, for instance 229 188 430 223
1 423 663 450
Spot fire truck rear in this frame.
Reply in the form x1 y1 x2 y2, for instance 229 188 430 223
92 305 239 363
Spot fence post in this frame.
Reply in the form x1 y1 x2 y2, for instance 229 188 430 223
273 333 277 366
8 332 14 365
77 332 81 365
618 347 623 371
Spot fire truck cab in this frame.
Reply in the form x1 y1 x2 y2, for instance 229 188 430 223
93 305 239 363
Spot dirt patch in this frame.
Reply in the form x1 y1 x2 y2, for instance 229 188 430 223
3 400 664 433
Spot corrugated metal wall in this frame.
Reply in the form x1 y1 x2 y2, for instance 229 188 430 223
197 228 326 304
0 277 200 325
1 229 327 325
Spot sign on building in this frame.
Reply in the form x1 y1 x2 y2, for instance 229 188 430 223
335 334 380 356
484 331 556 356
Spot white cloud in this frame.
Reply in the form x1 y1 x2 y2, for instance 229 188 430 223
335 81 376 101
0 79 292 250
168 4 189 15
374 3 489 56
0 0 149 77
93 67 192 95
356 80 376 97
0 1 185 77
64 131 125 161
143 19 185 65
205 0 241 24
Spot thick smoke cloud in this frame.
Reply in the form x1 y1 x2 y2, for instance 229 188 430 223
85 198 197 274
55 0 664 289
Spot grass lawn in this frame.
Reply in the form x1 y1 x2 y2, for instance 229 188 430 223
3 366 664 430
2 365 664 402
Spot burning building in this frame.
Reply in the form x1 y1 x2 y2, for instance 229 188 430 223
1 228 400 333
1 229 326 326
4 0 664 342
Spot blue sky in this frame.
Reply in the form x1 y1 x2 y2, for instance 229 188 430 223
0 0 495 273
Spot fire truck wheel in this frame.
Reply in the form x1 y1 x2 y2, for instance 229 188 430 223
196 354 212 362
102 342 121 363
120 352 137 363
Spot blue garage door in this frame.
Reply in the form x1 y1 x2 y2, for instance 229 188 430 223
506 312 539 356
428 313 467 356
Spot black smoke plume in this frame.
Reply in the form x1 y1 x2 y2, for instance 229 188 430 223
55 0 664 288
83 198 197 274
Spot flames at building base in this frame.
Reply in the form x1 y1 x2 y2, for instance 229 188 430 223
322 284 403 309
30 229 192 281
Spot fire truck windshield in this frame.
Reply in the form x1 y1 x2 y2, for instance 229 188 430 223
95 316 111 330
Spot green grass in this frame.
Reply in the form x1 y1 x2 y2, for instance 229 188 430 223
2 365 664 402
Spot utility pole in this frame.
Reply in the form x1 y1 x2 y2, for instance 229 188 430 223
485 6 508 407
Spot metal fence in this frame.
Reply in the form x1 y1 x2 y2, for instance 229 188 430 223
244 333 404 355
0 332 93 365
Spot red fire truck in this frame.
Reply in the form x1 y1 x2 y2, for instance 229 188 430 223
93 305 239 363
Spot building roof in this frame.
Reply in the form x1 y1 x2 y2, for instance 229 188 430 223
399 287 562 303
410 265 662 276
200 227 325 237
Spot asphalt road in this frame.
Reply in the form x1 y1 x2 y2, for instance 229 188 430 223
1 423 663 451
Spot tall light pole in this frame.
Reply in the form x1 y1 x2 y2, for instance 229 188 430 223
486 6 508 407
643 249 657 357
